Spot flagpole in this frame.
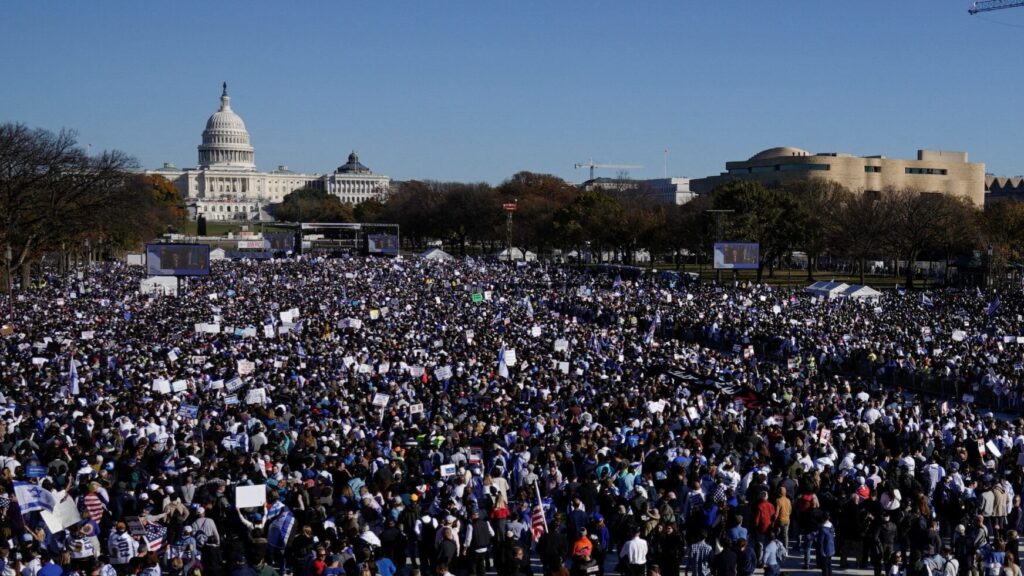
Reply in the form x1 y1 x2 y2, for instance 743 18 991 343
534 479 548 533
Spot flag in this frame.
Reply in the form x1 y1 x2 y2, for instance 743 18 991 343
13 481 56 513
531 504 547 542
645 313 660 346
524 297 534 318
268 508 295 550
977 286 984 298
69 357 80 396
922 294 934 307
497 343 509 379
987 297 1001 316
896 284 906 296
144 523 167 553
613 274 623 290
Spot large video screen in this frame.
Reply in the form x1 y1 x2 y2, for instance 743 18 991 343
146 243 211 276
367 234 399 256
713 242 759 270
264 233 295 252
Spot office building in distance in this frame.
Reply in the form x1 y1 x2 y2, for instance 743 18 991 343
691 147 985 205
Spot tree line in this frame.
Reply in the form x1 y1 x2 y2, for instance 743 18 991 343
0 123 185 289
282 172 1020 289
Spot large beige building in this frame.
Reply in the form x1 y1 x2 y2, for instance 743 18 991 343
148 84 390 220
692 147 985 205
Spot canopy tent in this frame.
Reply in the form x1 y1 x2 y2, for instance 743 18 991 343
495 247 537 262
209 248 227 261
842 284 883 301
420 247 455 261
805 281 849 300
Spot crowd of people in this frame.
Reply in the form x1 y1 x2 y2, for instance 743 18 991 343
0 254 1023 576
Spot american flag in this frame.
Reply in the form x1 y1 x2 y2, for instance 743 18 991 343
144 523 167 554
530 504 546 542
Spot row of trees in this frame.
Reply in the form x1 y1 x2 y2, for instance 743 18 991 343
280 171 1022 288
0 123 185 288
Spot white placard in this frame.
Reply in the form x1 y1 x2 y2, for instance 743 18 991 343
435 366 453 380
81 331 95 340
235 485 267 509
557 361 570 374
372 393 391 408
440 464 457 478
237 360 255 376
531 326 542 338
554 339 569 352
504 349 517 367
152 379 171 394
171 380 188 393
409 403 424 415
245 388 266 405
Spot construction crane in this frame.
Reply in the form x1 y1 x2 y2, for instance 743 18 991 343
969 0 1024 14
574 159 643 180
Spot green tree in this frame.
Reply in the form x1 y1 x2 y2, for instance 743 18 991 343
353 197 386 223
552 190 622 259
274 187 354 223
711 180 804 282
496 172 578 257
831 191 892 285
438 182 500 255
782 180 847 280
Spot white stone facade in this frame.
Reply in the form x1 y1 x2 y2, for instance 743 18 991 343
148 84 390 220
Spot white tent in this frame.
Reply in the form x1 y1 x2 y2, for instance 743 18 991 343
496 247 537 262
420 247 454 261
209 248 227 261
805 281 850 300
842 284 883 301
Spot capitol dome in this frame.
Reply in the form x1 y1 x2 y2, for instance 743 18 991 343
197 83 255 171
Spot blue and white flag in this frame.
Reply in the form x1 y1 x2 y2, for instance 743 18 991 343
69 357 79 396
922 294 934 308
524 297 534 318
987 297 1001 316
497 343 509 379
613 274 623 290
977 286 984 298
645 313 660 346
896 284 906 296
268 508 295 550
13 481 56 513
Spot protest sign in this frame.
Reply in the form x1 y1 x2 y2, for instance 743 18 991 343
235 485 267 509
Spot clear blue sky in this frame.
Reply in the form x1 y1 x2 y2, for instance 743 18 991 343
2 1 1022 185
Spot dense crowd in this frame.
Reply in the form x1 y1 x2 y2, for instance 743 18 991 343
1 255 1024 576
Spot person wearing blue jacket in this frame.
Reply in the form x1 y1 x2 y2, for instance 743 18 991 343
817 512 837 576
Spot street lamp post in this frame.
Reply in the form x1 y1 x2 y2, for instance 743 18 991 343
503 200 518 262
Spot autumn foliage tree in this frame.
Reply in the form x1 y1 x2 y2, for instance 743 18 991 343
0 122 183 289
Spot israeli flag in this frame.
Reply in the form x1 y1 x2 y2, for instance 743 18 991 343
922 294 934 307
268 508 295 550
497 343 509 379
69 357 80 396
987 297 1001 316
13 481 56 513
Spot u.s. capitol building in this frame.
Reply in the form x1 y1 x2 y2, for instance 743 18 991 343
148 83 390 221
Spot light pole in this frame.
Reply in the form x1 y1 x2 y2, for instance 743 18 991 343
705 209 734 284
503 200 518 261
